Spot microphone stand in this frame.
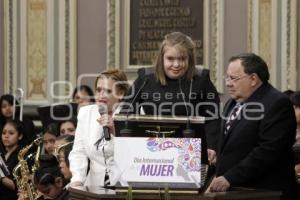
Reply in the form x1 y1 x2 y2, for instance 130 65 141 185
120 78 148 136
183 118 195 138
179 79 195 138
120 119 132 136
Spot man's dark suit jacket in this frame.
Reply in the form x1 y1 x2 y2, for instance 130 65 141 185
216 83 297 200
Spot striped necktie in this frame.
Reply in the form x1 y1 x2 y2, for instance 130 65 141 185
224 103 243 134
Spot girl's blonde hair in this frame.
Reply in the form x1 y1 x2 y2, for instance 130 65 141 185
154 32 196 85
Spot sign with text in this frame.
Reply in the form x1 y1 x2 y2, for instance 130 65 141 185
130 0 204 65
113 137 202 189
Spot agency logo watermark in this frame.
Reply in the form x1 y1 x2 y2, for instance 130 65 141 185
47 78 265 121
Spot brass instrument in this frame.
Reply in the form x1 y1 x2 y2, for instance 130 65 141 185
13 137 42 200
32 139 41 176
54 141 74 158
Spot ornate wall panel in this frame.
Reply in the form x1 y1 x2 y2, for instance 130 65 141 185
208 0 224 92
4 0 77 105
281 0 297 90
248 0 297 90
298 0 300 89
3 0 16 95
27 0 47 100
107 0 120 69
258 0 271 69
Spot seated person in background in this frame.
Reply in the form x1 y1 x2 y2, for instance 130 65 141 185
207 53 297 200
42 123 60 155
71 85 95 107
0 120 25 200
69 69 129 187
57 118 77 136
0 94 36 146
290 91 300 175
57 142 73 184
34 155 68 200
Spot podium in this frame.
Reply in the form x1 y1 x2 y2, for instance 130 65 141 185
113 114 208 189
68 186 281 200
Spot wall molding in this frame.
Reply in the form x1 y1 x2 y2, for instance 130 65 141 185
3 0 77 105
106 0 120 69
282 0 297 90
247 0 297 90
208 0 224 92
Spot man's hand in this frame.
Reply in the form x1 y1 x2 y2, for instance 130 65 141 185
208 176 230 192
207 149 217 165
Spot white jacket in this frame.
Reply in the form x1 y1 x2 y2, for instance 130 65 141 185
69 104 114 187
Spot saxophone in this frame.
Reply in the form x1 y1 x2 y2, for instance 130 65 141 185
13 137 42 200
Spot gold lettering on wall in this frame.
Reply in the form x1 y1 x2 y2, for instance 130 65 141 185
27 0 47 99
130 0 203 65
139 0 180 7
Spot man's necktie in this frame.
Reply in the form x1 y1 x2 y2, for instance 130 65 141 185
224 103 243 135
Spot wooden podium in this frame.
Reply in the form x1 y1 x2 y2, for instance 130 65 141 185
68 186 281 200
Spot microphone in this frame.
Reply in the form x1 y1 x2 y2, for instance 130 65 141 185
178 78 195 138
98 105 111 141
120 78 149 136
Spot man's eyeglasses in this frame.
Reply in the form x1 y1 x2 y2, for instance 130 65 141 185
224 74 249 82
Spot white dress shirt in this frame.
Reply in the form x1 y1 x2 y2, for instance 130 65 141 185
69 104 114 187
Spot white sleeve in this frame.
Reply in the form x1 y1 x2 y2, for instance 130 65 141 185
69 107 89 183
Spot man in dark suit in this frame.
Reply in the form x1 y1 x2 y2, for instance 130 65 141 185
208 53 297 200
